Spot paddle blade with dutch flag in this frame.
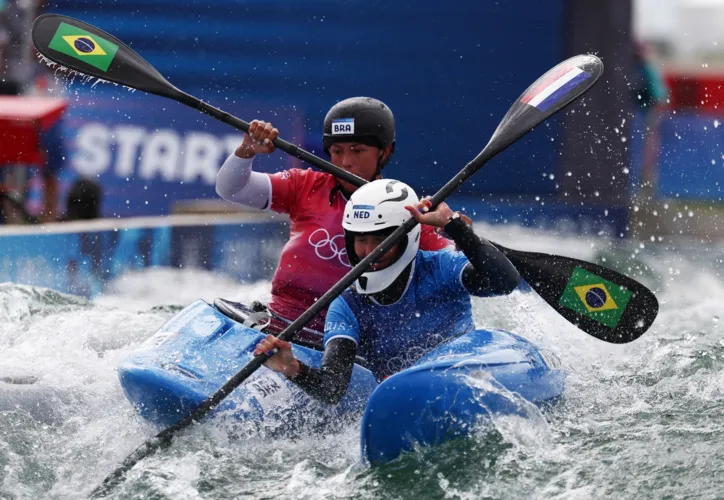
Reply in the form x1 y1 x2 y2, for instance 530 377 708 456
482 54 603 160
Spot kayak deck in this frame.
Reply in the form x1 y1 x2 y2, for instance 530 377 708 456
118 300 565 464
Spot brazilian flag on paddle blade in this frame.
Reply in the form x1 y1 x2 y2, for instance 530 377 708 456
47 22 119 72
559 267 633 328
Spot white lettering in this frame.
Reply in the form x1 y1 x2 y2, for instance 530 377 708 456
325 321 349 331
248 372 291 413
70 123 237 184
331 118 354 135
73 123 111 177
139 129 180 181
182 132 221 184
333 123 352 133
114 126 145 177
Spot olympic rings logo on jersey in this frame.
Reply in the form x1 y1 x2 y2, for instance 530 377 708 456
308 228 352 267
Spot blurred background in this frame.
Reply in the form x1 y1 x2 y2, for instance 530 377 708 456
9 5 724 500
0 0 721 294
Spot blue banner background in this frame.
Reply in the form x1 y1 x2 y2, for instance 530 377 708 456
43 0 567 218
54 88 304 217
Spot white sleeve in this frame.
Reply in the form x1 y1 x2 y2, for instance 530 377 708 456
215 154 273 210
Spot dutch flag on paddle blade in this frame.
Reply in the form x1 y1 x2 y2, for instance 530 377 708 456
521 66 591 112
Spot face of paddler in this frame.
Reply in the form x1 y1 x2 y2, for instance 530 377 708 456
353 233 402 271
329 142 392 193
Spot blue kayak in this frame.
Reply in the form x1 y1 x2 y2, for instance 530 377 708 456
119 299 565 464
360 329 565 465
119 300 377 430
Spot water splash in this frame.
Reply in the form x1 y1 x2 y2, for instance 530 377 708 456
36 53 137 93
2 228 724 498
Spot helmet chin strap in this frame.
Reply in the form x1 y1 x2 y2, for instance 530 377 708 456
367 261 413 305
371 151 385 181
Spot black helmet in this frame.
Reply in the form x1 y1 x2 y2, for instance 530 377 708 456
323 97 396 168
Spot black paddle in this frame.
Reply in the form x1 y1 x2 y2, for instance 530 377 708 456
495 244 658 343
31 13 366 188
86 53 608 497
31 13 659 344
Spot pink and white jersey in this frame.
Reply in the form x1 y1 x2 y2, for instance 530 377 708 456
267 168 453 332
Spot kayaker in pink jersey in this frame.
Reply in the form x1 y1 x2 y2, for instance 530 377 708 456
215 97 464 346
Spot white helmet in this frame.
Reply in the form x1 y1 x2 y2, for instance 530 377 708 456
343 179 421 294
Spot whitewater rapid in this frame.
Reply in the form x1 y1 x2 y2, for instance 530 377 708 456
1 223 722 499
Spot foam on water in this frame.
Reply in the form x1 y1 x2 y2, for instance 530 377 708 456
1 226 723 499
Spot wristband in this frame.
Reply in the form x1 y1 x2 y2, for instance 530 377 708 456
443 211 462 229
442 212 470 239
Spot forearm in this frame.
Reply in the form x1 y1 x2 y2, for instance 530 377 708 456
288 338 356 404
215 154 272 209
444 217 520 296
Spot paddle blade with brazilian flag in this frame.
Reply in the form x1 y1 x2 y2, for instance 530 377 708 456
47 22 118 71
559 267 633 328
494 245 659 344
33 14 185 100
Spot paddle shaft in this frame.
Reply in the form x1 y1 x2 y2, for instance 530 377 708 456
90 136 499 499
174 90 545 275
170 146 492 418
176 94 657 340
29 15 628 489
88 51 606 496
173 91 566 272
172 91 367 187
32 16 627 314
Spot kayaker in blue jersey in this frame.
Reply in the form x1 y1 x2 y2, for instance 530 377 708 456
253 179 520 404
